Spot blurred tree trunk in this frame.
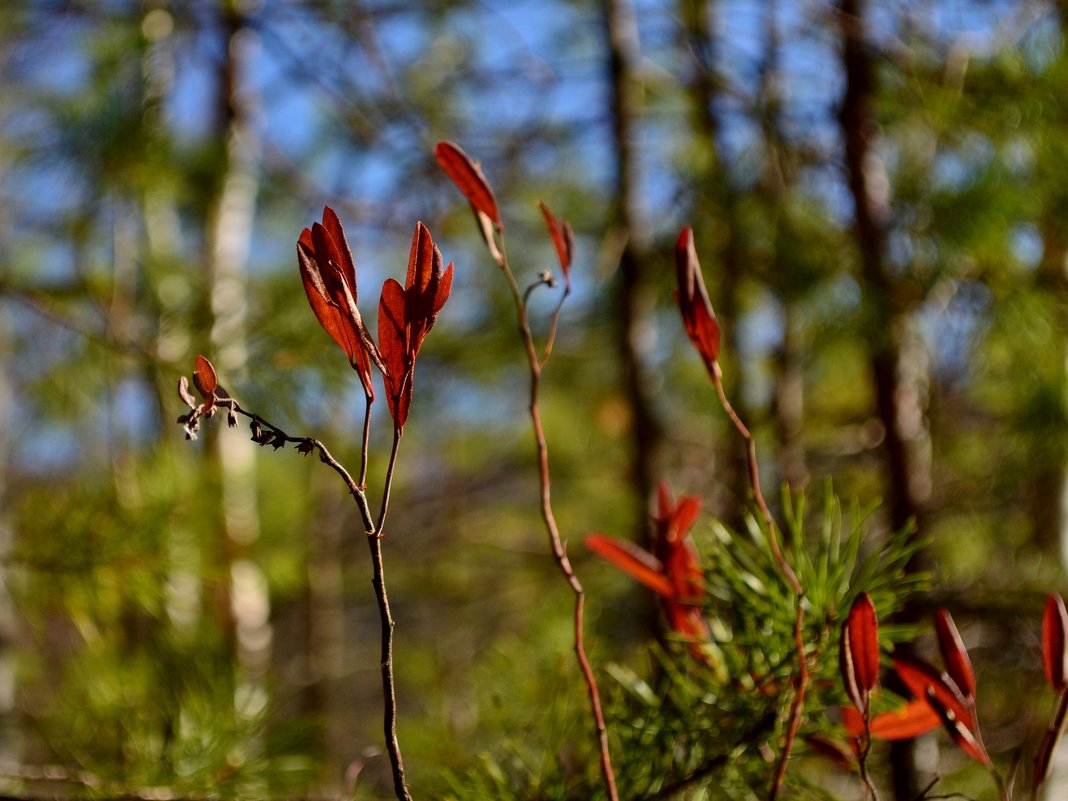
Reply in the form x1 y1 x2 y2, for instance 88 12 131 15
1035 216 1068 560
676 0 753 525
203 0 271 700
838 1 931 798
602 0 661 533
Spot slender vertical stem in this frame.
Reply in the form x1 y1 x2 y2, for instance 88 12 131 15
709 362 806 801
196 399 411 800
367 530 410 801
498 239 620 801
376 426 403 536
359 393 373 489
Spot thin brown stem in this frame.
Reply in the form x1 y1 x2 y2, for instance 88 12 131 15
707 361 806 801
376 426 403 536
857 728 881 801
497 238 620 801
367 530 410 801
359 392 373 489
181 392 410 800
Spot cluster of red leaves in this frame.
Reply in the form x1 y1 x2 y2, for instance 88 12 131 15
177 355 235 439
586 483 712 665
837 593 1068 793
839 600 990 766
297 207 452 432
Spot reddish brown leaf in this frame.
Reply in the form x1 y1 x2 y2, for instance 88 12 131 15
804 734 855 773
844 700 941 742
193 355 218 397
934 609 976 700
298 242 360 360
840 593 880 716
585 534 673 598
923 687 991 766
296 209 376 399
378 278 410 430
537 200 573 289
674 226 721 368
435 141 501 227
1044 593 1068 693
894 657 974 730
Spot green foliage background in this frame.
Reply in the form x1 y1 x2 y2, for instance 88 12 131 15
1 1 1067 798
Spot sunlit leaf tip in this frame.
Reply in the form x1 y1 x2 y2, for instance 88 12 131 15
674 226 720 368
934 608 976 699
193 354 218 397
538 200 573 289
434 140 501 228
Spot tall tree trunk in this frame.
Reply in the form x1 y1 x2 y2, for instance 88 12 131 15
676 0 752 525
204 0 270 702
838 2 931 798
602 0 661 532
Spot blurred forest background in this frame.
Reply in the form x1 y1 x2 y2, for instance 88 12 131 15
2 0 1067 798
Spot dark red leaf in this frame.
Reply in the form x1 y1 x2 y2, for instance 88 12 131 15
193 355 218 397
674 226 721 368
923 687 991 766
378 278 409 430
840 593 880 716
435 141 501 227
537 200 573 290
1043 593 1068 693
404 222 453 357
894 657 975 730
585 534 673 598
934 609 976 700
298 242 359 359
297 209 376 399
844 700 941 741
320 205 356 289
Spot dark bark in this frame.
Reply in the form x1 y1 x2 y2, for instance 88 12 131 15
602 0 661 533
838 2 930 798
676 0 752 525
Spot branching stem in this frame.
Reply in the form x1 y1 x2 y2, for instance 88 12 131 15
497 237 620 801
186 394 411 800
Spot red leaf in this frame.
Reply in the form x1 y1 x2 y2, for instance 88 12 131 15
894 657 974 731
404 222 452 358
537 200 573 290
934 609 976 700
193 355 218 397
844 699 941 741
585 535 674 599
298 242 361 362
378 278 410 430
674 226 721 368
924 687 991 766
297 209 376 399
840 593 880 716
1043 593 1068 692
435 141 501 227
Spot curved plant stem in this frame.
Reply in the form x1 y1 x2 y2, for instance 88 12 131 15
185 395 411 800
497 238 620 801
708 361 807 801
367 529 410 800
